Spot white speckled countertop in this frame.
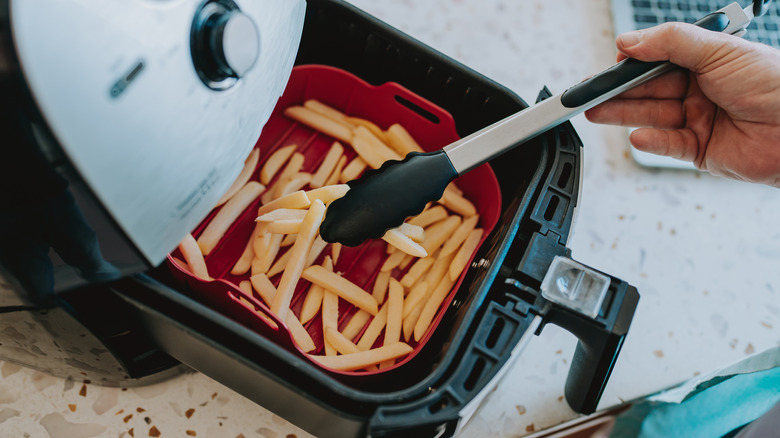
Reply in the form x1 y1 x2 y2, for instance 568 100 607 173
1 1 778 437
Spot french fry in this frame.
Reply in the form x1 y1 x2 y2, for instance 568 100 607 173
324 328 361 355
260 144 296 185
403 302 424 342
322 294 339 356
250 273 276 306
310 142 344 189
267 219 303 235
266 246 291 278
286 312 316 353
383 228 428 258
273 172 312 201
384 279 404 346
421 215 461 255
407 205 448 228
439 214 479 257
304 99 354 126
345 117 387 143
340 156 368 183
257 208 308 222
341 310 372 341
178 233 210 280
284 106 354 144
424 251 457 289
281 233 297 247
372 270 392 303
270 199 327 320
385 123 424 156
251 233 283 275
353 125 402 163
169 256 189 272
331 242 342 265
399 223 425 243
256 190 310 218
230 224 261 275
324 155 347 187
402 281 429 318
263 152 305 203
414 275 456 342
400 257 434 289
302 265 378 315
446 181 463 195
310 342 412 371
267 224 327 279
306 184 350 205
299 256 332 324
449 228 483 281
380 249 407 272
197 181 264 255
238 280 252 295
398 253 415 270
356 302 388 350
216 148 260 208
349 127 387 169
439 184 477 217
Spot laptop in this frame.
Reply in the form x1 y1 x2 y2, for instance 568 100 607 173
610 0 780 169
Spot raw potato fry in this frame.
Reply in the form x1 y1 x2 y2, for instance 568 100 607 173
349 127 388 169
284 106 354 144
372 270 392 303
383 228 428 258
421 215 461 255
407 205 448 228
385 123 424 156
324 155 347 187
263 152 305 203
319 257 338 356
305 236 329 269
281 233 297 247
169 256 189 272
380 249 407 272
250 273 276 306
273 172 312 201
302 265 378 315
403 302 424 342
340 156 368 183
257 208 308 222
398 253 414 270
400 257 434 289
304 99 354 125
197 181 264 255
384 279 404 345
216 148 260 207
399 223 425 243
356 302 389 350
440 184 477 217
260 144 296 185
310 142 344 188
238 280 252 295
230 224 260 275
331 242 342 265
300 256 332 324
424 251 457 290
449 228 484 281
447 181 463 195
324 328 361 355
310 342 412 371
252 233 283 275
439 214 479 257
270 199 326 320
256 190 310 217
342 310 372 341
266 247 292 278
353 125 402 163
286 312 316 353
414 275 456 342
345 117 387 143
267 219 303 235
306 184 350 205
402 281 429 318
178 233 210 280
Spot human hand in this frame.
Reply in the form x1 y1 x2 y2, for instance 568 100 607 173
584 22 780 188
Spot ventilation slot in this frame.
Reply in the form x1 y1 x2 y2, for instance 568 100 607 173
395 95 440 124
463 357 487 392
485 317 505 349
544 196 560 222
557 162 573 189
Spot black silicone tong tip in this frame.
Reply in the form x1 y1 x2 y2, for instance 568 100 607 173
320 150 458 246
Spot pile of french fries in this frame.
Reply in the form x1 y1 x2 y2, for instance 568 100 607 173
173 99 483 372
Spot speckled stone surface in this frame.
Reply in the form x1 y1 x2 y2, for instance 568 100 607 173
2 1 779 437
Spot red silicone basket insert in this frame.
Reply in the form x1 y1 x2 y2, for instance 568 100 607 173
167 65 501 377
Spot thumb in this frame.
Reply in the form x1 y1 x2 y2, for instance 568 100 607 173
616 22 739 73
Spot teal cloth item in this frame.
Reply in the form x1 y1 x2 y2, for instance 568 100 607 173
610 348 780 438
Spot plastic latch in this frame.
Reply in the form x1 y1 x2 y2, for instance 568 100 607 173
540 256 609 319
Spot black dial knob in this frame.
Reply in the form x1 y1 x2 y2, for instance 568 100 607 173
191 0 260 90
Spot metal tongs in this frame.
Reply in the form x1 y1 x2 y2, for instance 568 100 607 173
320 1 770 246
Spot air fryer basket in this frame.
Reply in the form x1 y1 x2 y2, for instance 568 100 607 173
111 1 639 437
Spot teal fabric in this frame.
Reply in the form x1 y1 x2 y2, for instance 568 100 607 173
609 366 780 438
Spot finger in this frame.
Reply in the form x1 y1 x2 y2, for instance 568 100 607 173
585 99 684 129
615 22 742 73
614 69 689 100
629 127 702 163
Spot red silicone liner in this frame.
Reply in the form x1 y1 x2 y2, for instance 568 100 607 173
167 65 501 377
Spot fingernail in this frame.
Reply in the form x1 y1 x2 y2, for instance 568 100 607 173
619 31 643 49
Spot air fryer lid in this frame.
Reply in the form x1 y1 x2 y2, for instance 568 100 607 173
9 0 305 266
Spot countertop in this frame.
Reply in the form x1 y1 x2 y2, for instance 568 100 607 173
1 1 779 437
